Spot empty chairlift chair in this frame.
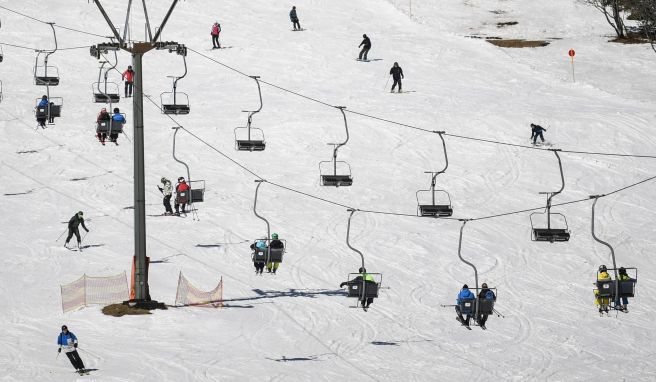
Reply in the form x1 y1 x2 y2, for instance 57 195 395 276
160 45 190 115
319 106 353 187
34 24 60 86
234 76 266 151
416 132 452 217
92 55 120 103
529 149 570 242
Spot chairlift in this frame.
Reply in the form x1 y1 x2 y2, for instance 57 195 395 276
529 149 570 242
251 180 287 267
92 52 120 103
171 127 204 218
95 113 126 137
35 96 63 126
416 132 452 216
234 76 266 151
33 23 60 86
319 106 353 187
342 209 382 310
160 45 190 115
452 220 498 328
590 196 638 310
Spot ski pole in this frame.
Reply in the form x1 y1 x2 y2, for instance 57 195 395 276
78 347 101 360
383 74 391 90
81 230 89 245
439 304 457 308
55 226 68 242
493 308 505 318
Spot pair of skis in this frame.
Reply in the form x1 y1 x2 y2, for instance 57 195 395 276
456 316 486 330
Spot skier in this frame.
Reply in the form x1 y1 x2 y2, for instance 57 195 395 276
174 177 190 215
157 177 174 215
340 267 376 311
110 107 126 143
211 22 221 49
122 65 135 98
530 123 546 145
64 211 89 249
36 95 49 128
595 265 611 314
456 284 475 327
96 107 110 144
289 6 301 31
265 232 284 274
615 267 631 312
476 283 496 328
389 62 404 93
251 240 267 274
57 325 86 375
358 34 371 61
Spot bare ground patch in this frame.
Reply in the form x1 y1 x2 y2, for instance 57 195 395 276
102 303 152 317
486 39 550 48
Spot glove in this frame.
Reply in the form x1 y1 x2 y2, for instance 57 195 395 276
340 282 346 288
85 229 90 233
58 348 61 353
73 343 77 348
158 186 163 192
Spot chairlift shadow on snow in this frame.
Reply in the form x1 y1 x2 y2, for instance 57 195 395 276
69 171 113 182
266 354 328 362
221 288 346 304
151 254 183 264
80 244 105 249
4 189 36 196
16 150 39 154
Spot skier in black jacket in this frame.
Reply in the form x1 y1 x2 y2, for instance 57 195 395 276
389 62 404 93
358 34 371 61
64 211 89 249
530 123 547 145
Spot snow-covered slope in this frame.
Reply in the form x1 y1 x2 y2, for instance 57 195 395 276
1 0 655 380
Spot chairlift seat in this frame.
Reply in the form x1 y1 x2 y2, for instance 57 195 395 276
419 204 453 217
321 175 353 187
236 140 266 151
532 228 570 242
94 93 120 103
190 189 204 203
618 280 636 298
268 247 284 263
477 299 495 315
176 191 189 204
35 76 59 86
96 120 124 134
36 104 62 119
347 281 379 299
252 248 267 263
162 104 190 115
596 280 615 298
458 298 475 315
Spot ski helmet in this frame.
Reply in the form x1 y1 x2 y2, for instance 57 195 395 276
462 284 469 289
271 233 279 240
77 211 83 216
358 267 366 273
161 177 167 183
619 267 627 274
482 283 488 288
61 325 68 331
599 265 607 272
256 240 267 249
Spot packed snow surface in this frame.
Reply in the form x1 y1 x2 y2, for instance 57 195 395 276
0 0 655 380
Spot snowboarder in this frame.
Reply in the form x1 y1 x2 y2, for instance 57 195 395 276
110 107 125 143
358 34 371 61
476 283 496 328
96 107 110 144
456 284 475 327
158 177 174 215
64 211 89 249
174 177 190 215
389 62 404 93
595 265 611 314
289 6 301 31
57 325 86 374
122 65 135 98
211 22 221 49
266 232 284 274
615 267 631 312
36 95 49 128
251 240 267 274
530 123 546 145
340 267 376 311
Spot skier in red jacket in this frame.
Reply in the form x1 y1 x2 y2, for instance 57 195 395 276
122 66 135 98
175 177 190 215
211 22 221 49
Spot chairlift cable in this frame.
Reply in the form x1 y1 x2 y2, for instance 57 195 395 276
0 5 106 38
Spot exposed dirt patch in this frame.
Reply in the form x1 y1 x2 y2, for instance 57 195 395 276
497 21 518 28
102 303 152 317
610 33 649 44
487 39 550 48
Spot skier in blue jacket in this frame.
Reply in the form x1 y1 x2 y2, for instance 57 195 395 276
57 325 86 374
110 107 126 143
456 284 475 326
36 95 49 127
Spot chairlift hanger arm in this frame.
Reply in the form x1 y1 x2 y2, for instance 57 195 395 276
548 149 565 204
456 220 478 290
346 209 365 270
590 197 618 278
332 106 349 160
250 76 263 114
171 127 192 188
253 180 271 241
173 54 188 89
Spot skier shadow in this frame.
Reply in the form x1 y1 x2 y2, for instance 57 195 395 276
222 288 346 304
69 171 113 182
151 254 183 264
81 244 105 249
371 338 434 346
